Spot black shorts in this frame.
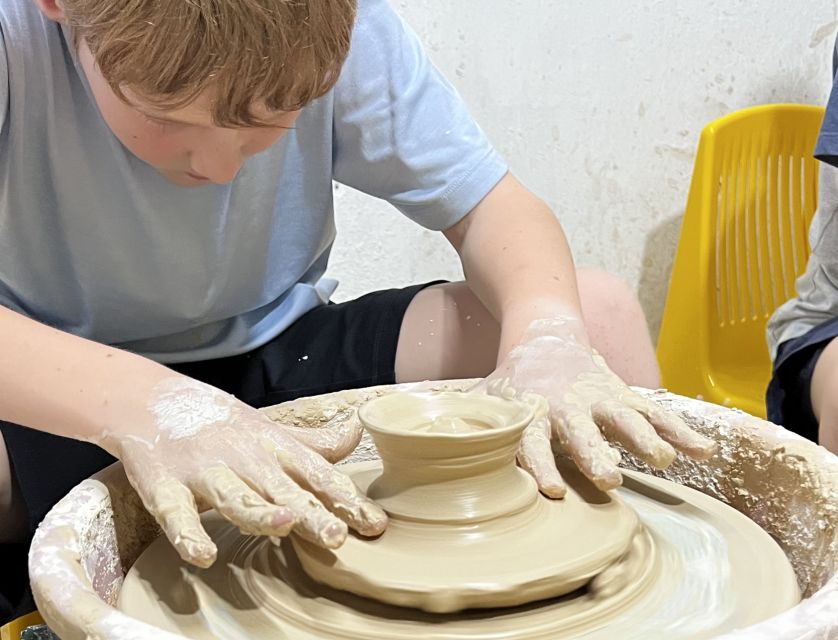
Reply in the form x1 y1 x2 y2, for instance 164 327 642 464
766 316 838 444
0 281 440 624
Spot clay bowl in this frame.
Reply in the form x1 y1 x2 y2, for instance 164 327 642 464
28 382 838 640
290 391 644 614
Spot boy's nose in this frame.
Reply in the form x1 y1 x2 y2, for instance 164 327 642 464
189 154 243 185
190 132 246 184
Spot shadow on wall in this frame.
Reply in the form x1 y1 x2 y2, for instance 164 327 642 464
638 213 684 344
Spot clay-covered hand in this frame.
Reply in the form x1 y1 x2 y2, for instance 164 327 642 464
475 318 717 496
102 378 387 568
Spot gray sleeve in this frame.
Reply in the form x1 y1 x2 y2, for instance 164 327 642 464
331 0 508 231
0 27 7 132
767 161 838 358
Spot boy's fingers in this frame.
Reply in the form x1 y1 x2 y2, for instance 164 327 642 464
627 396 718 460
246 466 349 549
277 442 387 538
146 477 217 568
554 411 623 491
192 465 295 537
592 400 676 469
121 443 217 567
517 416 566 499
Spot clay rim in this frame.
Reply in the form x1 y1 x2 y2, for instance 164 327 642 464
357 391 535 442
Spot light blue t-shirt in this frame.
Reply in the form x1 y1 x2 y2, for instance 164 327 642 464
0 0 506 363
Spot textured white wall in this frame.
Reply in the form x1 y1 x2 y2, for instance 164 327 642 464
326 1 837 338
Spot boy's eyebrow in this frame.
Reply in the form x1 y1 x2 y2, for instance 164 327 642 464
134 107 210 126
134 106 295 129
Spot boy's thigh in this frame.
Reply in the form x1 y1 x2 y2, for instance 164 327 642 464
172 281 443 408
0 423 115 538
0 422 113 624
0 430 31 623
0 431 14 540
0 432 27 544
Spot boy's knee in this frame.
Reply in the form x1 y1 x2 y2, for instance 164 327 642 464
577 268 644 320
576 269 659 387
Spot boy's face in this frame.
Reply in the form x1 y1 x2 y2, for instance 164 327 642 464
78 41 300 187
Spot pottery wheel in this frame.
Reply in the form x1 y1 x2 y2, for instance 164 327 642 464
118 392 800 638
119 464 800 639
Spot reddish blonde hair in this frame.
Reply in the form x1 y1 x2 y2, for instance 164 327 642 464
64 0 356 126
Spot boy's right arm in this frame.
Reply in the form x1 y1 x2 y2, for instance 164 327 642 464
0 306 386 565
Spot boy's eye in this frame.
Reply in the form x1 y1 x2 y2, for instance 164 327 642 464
141 114 179 130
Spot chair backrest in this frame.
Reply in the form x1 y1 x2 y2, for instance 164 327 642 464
657 104 824 418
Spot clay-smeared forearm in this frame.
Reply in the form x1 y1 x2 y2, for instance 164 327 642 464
446 176 716 491
443 172 587 361
0 306 387 566
0 305 174 445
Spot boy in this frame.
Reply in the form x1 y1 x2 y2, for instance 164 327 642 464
767 37 838 455
0 0 716 623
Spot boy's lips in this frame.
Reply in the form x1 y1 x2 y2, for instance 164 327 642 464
185 171 209 181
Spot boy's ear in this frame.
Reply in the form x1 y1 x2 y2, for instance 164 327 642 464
32 0 67 23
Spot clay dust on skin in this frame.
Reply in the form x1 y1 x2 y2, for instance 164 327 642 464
148 379 235 440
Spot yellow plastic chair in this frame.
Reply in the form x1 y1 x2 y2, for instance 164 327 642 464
0 612 45 640
657 104 824 418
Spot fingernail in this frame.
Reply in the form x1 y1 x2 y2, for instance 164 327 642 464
319 519 348 549
696 440 718 459
184 542 216 568
592 471 622 492
358 501 388 536
269 507 296 534
542 483 567 499
648 443 677 469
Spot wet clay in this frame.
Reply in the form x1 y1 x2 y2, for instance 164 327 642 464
293 392 643 612
118 391 800 639
118 466 799 639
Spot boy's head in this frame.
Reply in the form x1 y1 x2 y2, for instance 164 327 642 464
35 0 356 186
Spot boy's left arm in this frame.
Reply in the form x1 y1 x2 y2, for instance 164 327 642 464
445 172 717 495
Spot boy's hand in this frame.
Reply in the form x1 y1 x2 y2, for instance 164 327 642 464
107 378 387 568
474 318 717 496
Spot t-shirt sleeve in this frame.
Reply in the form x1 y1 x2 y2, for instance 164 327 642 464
331 0 508 231
0 27 8 133
815 34 838 167
767 161 838 358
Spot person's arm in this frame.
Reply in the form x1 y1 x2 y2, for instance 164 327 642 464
0 306 386 564
443 173 583 358
446 173 717 494
770 162 838 454
332 0 714 491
